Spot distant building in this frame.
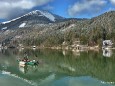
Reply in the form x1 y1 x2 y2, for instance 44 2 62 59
73 40 80 45
103 40 113 46
72 39 81 50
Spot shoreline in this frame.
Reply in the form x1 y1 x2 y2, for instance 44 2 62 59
17 45 100 51
2 45 115 51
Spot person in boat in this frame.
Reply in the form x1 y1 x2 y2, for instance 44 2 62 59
22 52 30 62
22 57 30 62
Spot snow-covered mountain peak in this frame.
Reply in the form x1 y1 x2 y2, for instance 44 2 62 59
26 10 56 22
1 10 56 25
0 10 65 29
27 10 39 15
38 10 55 22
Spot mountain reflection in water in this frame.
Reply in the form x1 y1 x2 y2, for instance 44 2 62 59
0 48 115 86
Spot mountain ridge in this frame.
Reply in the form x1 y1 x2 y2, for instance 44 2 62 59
0 10 66 30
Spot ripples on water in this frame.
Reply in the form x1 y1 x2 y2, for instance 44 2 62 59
0 49 115 86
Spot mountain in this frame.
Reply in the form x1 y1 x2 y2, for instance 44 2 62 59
0 10 65 30
0 10 115 47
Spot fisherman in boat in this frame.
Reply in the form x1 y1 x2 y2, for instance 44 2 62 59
22 52 30 62
22 57 29 62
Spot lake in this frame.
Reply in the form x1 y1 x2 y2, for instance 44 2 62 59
0 48 115 86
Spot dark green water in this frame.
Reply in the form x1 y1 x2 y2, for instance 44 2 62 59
0 48 115 86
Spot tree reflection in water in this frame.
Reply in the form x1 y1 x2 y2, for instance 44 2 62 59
0 48 115 85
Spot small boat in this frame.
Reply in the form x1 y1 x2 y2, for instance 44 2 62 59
18 59 39 66
26 60 39 65
19 61 26 67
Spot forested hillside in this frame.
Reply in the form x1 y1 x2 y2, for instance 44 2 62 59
0 11 115 47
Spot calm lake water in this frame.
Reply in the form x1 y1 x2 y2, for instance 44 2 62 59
0 48 115 86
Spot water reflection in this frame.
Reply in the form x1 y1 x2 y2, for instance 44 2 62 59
103 49 112 57
0 72 33 86
62 50 68 56
72 50 80 56
19 65 38 74
0 48 115 86
19 66 27 73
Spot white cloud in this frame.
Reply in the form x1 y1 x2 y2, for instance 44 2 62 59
0 0 53 19
68 0 107 17
110 0 115 4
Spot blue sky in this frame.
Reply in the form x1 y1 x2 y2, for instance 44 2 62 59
0 0 115 22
